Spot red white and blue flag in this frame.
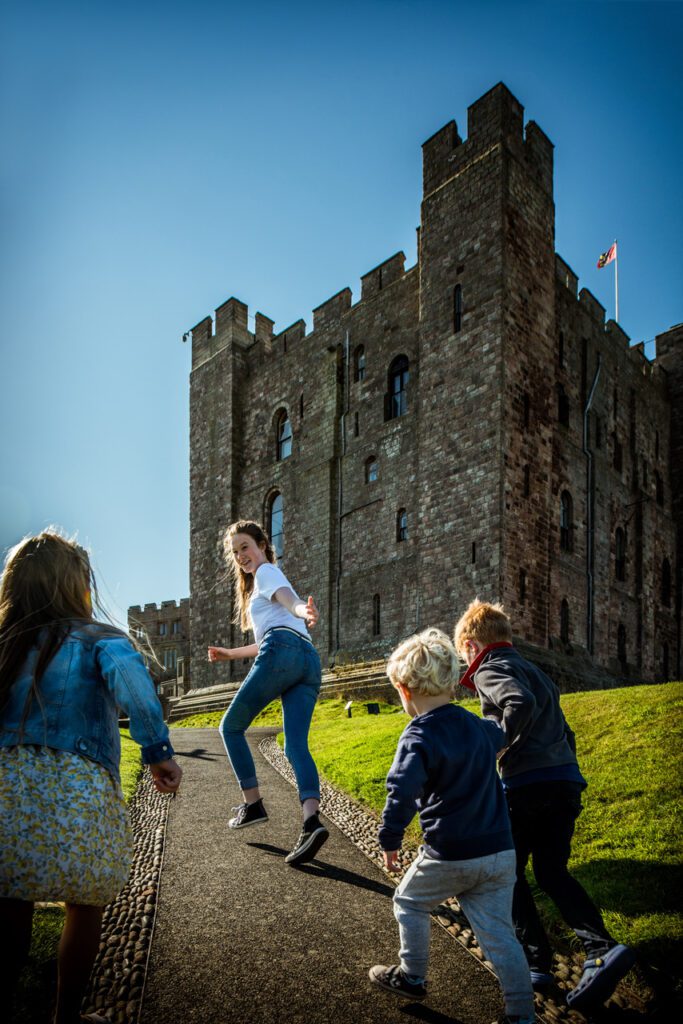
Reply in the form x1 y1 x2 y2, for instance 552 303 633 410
597 242 617 269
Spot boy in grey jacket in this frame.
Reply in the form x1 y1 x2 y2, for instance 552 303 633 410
454 599 634 1013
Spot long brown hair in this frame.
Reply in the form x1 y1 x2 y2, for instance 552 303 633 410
0 528 105 717
224 521 276 631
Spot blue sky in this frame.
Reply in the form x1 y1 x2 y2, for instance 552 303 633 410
1 0 682 626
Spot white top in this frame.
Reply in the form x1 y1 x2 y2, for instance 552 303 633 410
249 563 310 647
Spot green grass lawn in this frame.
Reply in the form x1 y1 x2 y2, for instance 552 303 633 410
12 730 143 1024
176 683 683 989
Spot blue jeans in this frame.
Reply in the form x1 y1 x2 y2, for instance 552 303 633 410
393 847 534 1018
219 629 322 802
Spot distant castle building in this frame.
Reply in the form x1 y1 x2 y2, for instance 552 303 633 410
128 599 191 697
187 83 681 693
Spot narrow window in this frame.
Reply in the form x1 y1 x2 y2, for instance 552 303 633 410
365 457 378 483
453 285 463 333
642 459 648 490
158 622 167 637
629 389 636 455
662 558 672 607
560 599 570 644
655 471 664 506
558 384 570 426
522 392 530 430
386 355 409 420
655 430 660 460
523 465 530 499
354 346 366 383
560 491 573 552
617 623 627 666
471 542 476 564
354 411 359 437
613 435 623 472
172 620 181 635
372 594 381 636
276 410 292 461
396 509 408 543
613 386 618 419
283 334 287 354
268 491 284 561
558 331 564 369
299 393 304 420
519 569 527 604
615 528 626 582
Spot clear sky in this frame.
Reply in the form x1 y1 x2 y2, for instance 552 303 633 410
1 0 681 627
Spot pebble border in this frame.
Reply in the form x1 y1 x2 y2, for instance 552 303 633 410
258 736 639 1024
82 768 170 1024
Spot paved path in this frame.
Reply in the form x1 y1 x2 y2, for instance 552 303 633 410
140 727 506 1024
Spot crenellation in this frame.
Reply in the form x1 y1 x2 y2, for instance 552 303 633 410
360 251 406 300
190 316 213 369
578 288 606 324
523 120 554 196
606 320 631 348
312 287 352 330
555 255 578 296
255 312 274 353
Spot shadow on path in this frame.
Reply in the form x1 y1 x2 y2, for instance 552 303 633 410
247 841 395 897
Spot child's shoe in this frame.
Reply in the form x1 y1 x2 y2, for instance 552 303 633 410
529 968 554 989
228 799 268 828
368 964 427 1000
565 944 635 1012
284 812 329 865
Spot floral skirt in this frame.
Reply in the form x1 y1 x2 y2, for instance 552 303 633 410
0 745 132 905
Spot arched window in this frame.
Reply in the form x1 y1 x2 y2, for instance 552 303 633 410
268 491 284 560
560 491 573 552
276 410 292 461
372 594 381 636
365 456 378 483
354 346 366 383
453 285 463 333
617 623 627 666
396 509 407 543
558 384 570 426
615 528 626 582
560 599 570 644
386 355 409 420
662 558 672 607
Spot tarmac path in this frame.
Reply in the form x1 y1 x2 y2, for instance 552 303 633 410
139 727 508 1024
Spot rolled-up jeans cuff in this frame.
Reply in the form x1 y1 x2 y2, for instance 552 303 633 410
299 790 320 803
239 775 259 790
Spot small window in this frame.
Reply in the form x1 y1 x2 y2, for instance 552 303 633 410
522 392 530 430
354 411 359 437
655 430 660 460
519 569 527 604
560 599 570 644
558 331 565 369
558 384 570 426
396 509 408 543
523 465 530 499
386 355 409 420
642 459 648 490
158 622 167 637
365 457 378 483
615 528 626 582
354 346 366 383
617 623 627 666
372 594 381 636
172 620 181 635
560 491 573 553
164 649 177 671
268 491 284 561
655 471 664 506
613 435 623 473
299 393 304 420
453 285 463 333
662 558 672 607
276 410 292 461
471 541 476 564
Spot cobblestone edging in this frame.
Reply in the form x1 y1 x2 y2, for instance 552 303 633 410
258 736 640 1023
82 768 170 1023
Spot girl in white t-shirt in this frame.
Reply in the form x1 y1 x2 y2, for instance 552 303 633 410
208 520 328 866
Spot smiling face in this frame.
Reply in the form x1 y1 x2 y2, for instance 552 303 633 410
231 532 268 576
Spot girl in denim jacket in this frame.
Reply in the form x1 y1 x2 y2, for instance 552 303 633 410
208 520 328 866
0 530 182 1024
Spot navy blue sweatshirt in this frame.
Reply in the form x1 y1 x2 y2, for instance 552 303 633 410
378 703 513 861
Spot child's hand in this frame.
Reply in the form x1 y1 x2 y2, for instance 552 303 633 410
383 850 400 872
150 758 182 793
208 646 231 662
303 597 319 629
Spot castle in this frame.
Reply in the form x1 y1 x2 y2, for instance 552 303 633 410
187 83 681 694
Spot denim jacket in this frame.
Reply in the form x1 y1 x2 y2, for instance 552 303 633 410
0 622 174 784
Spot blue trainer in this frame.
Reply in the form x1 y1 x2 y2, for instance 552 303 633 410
566 944 636 1011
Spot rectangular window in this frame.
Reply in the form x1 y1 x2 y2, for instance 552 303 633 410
172 621 181 635
519 569 527 604
158 623 167 636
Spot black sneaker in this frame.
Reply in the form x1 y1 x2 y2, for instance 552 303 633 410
228 799 268 829
368 965 427 1000
284 814 329 865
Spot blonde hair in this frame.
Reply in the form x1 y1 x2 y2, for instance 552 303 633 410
224 521 276 631
386 628 459 697
453 598 512 658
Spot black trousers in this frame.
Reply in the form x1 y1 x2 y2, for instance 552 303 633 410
506 781 614 971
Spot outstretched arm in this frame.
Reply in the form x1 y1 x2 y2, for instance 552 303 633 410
208 644 258 662
273 588 319 629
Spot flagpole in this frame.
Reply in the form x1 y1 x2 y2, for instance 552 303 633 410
614 238 619 323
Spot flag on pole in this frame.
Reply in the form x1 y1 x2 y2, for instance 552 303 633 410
597 242 617 269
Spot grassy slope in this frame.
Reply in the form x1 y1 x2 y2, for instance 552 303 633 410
13 730 143 1023
176 684 683 982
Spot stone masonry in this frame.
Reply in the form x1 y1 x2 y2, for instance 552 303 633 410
128 599 191 696
187 83 681 692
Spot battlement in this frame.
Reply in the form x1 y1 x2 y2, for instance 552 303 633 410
128 599 188 616
360 251 406 300
555 254 579 297
422 82 553 199
578 288 606 324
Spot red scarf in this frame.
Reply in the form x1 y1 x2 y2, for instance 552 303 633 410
458 641 513 691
